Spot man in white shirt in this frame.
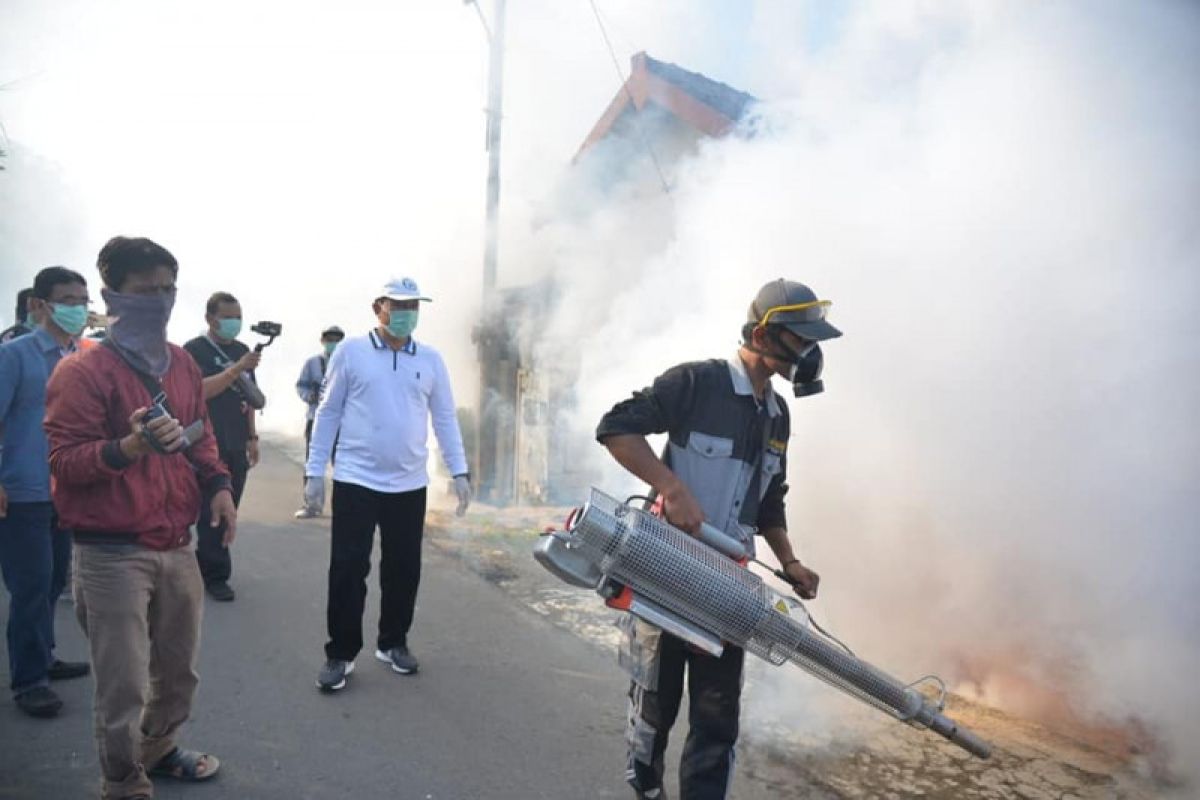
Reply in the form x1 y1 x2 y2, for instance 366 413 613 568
305 277 471 692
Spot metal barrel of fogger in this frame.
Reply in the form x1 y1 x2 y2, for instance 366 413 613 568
569 489 991 759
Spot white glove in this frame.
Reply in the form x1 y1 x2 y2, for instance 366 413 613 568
453 475 472 517
303 476 326 514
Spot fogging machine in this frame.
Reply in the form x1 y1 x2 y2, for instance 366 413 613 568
533 488 992 759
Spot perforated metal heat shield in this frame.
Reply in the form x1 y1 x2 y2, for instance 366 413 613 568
568 488 991 759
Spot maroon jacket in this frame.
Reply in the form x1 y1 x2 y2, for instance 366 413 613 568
45 342 231 550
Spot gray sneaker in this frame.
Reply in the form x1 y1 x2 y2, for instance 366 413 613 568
375 646 419 674
316 659 354 692
294 507 320 519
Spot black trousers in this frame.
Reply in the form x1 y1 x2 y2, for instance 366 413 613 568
325 481 426 661
196 448 249 586
627 634 745 800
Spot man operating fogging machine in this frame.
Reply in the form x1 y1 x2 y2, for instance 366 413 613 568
595 279 838 800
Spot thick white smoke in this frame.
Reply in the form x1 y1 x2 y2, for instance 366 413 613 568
547 0 1200 783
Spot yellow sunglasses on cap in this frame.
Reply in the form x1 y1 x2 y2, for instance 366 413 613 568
756 300 831 328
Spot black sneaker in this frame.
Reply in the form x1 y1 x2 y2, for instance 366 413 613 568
316 659 354 692
206 582 236 602
375 646 419 674
15 686 63 718
47 659 90 681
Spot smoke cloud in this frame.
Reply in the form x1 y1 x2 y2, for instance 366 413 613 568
551 0 1200 784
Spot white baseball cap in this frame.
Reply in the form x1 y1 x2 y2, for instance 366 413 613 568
379 277 432 302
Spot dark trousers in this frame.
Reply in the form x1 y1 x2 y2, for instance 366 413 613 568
47 513 70 652
627 635 745 800
0 502 71 695
325 481 426 661
196 449 249 586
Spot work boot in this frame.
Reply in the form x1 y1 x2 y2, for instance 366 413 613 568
375 646 419 675
15 687 63 718
47 658 90 681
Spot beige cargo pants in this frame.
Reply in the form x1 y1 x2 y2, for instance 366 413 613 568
73 543 203 799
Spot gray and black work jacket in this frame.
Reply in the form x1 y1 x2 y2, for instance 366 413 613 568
596 354 789 556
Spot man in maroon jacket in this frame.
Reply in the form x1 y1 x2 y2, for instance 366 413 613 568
45 236 235 800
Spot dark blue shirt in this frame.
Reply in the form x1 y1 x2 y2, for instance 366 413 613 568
0 326 75 502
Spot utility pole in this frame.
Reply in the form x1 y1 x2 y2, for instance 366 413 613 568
482 0 506 307
467 0 509 502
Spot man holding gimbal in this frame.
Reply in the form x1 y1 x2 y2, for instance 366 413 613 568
183 292 263 602
45 236 232 797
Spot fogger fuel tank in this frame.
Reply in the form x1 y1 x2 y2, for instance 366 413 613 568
534 488 992 760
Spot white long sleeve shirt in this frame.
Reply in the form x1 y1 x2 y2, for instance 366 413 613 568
304 330 468 493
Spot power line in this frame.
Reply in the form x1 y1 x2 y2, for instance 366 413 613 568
586 0 672 195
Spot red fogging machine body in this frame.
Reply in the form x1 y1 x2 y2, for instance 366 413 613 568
534 488 992 760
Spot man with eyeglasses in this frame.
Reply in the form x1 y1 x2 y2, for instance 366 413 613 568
45 237 234 798
595 279 841 800
0 266 92 719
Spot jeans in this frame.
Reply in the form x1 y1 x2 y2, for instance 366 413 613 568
325 482 426 661
0 501 69 695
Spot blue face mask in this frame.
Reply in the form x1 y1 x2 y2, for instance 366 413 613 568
49 303 88 336
216 317 242 340
387 309 418 339
323 340 339 356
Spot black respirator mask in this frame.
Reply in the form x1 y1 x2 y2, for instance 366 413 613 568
765 328 825 398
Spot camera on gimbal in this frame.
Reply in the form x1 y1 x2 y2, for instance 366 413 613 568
250 321 282 352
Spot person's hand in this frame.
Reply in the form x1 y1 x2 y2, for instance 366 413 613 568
236 350 262 373
453 475 472 517
661 477 704 534
211 489 238 546
138 409 185 453
0 486 8 518
783 560 820 600
303 476 325 514
247 438 260 468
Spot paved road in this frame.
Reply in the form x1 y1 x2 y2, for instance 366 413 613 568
6 444 1145 800
0 447 630 800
